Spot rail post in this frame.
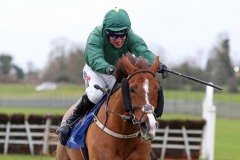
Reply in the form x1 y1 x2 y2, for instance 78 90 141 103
201 84 216 160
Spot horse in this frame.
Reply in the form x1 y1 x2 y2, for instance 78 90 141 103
56 52 163 160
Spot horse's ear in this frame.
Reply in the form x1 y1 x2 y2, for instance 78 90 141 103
149 56 160 74
122 55 138 74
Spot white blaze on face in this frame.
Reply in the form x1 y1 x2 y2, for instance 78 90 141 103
143 79 150 104
143 79 157 136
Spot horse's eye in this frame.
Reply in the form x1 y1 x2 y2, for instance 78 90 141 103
129 87 135 93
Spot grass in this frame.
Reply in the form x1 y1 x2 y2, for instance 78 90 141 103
0 83 83 98
0 107 67 115
165 89 240 103
214 118 240 160
0 154 54 160
0 83 239 103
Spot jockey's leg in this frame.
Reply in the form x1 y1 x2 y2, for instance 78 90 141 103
65 94 95 125
57 94 95 145
56 64 116 146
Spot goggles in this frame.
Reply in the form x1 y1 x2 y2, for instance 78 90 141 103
105 30 128 39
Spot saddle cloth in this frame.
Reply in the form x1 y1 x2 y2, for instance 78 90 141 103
65 94 107 149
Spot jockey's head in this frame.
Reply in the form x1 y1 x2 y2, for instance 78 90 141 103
103 7 131 48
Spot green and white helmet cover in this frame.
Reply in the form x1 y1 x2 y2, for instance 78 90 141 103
102 7 131 32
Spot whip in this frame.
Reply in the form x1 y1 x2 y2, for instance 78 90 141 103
164 68 223 90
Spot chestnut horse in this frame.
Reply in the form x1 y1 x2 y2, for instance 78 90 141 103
56 53 162 160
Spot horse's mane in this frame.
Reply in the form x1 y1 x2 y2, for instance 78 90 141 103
115 52 149 83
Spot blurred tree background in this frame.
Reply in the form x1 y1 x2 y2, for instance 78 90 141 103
41 38 85 84
160 33 239 93
0 33 239 93
0 54 24 82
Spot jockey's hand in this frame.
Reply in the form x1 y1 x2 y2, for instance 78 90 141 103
106 66 116 76
157 63 168 79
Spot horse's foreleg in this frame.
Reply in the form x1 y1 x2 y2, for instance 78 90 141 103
56 142 70 160
56 104 77 160
66 147 84 160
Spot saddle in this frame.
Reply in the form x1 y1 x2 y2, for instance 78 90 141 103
65 94 107 149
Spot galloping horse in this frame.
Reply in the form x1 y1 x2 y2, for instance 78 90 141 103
56 53 163 160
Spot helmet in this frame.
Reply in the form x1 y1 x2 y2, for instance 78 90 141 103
103 7 131 32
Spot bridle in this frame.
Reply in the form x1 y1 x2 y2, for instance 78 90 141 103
93 69 158 139
122 70 156 122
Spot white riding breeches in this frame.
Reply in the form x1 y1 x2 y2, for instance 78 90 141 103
82 64 116 104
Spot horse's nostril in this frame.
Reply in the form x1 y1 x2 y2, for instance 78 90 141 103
155 121 159 128
140 122 147 130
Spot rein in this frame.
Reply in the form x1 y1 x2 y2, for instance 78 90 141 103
93 69 156 139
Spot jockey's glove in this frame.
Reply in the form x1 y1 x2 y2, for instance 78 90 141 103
106 66 116 76
157 63 168 79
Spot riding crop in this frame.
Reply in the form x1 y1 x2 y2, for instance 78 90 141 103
164 68 223 90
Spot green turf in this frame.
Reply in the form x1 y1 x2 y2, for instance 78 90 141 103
0 107 67 115
214 118 240 160
0 154 54 160
0 83 83 98
0 84 239 103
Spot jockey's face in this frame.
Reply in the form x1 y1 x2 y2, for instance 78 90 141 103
109 36 127 48
105 29 128 48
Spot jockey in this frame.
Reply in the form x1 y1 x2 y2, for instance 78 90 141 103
57 7 168 145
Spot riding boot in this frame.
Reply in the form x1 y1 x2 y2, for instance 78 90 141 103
57 94 95 145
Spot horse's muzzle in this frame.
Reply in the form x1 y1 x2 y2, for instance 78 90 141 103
139 119 158 141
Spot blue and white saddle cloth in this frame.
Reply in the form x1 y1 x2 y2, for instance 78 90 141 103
65 94 107 149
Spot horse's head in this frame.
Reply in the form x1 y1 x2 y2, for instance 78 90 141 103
116 53 162 140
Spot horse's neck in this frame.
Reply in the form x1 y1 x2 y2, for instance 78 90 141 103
98 89 138 133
